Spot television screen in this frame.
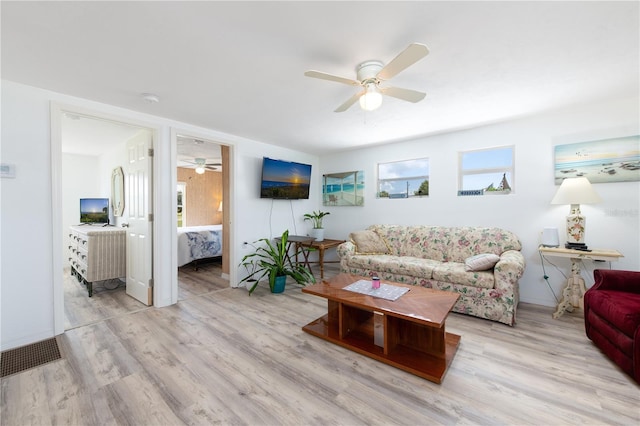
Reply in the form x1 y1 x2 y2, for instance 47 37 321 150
80 198 110 224
260 157 312 199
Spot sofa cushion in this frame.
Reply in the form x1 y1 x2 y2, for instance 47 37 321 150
432 262 495 289
348 255 439 278
369 225 412 257
446 227 522 263
350 230 390 254
370 224 522 263
371 225 450 261
586 290 640 338
465 253 500 271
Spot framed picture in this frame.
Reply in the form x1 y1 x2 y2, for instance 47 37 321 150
554 135 640 184
323 170 364 206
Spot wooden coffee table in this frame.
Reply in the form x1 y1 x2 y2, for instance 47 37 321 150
302 274 461 384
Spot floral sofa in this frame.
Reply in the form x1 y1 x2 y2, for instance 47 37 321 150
337 225 526 325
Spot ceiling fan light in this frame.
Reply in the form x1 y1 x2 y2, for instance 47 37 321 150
359 84 382 111
195 165 205 174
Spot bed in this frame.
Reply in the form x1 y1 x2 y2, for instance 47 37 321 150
177 225 223 267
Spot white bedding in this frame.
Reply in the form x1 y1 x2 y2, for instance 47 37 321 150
177 225 223 267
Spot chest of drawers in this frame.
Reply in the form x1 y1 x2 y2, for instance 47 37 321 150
68 225 126 296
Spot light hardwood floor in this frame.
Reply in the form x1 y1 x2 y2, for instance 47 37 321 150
63 261 228 330
3 263 639 425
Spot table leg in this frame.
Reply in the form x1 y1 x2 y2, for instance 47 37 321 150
552 258 586 319
293 242 299 266
302 247 312 274
319 246 325 279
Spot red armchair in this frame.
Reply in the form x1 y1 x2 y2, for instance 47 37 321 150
584 269 640 384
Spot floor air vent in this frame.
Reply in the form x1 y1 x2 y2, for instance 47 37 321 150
1 337 62 377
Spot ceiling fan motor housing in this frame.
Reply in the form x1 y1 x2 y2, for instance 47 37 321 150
356 61 384 83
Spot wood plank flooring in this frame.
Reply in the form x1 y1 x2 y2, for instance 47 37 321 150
63 269 144 330
3 263 638 425
63 261 228 330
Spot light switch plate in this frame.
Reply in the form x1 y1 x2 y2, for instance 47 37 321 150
0 163 15 178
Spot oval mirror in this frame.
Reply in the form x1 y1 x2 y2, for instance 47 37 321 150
111 166 125 216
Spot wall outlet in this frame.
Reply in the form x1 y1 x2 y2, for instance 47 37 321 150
604 208 639 217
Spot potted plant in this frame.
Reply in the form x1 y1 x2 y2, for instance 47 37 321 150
239 230 316 294
304 210 330 242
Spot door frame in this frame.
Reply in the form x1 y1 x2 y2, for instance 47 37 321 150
51 103 160 334
170 128 234 287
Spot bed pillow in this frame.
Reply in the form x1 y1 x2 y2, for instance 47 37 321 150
350 230 390 255
465 253 500 271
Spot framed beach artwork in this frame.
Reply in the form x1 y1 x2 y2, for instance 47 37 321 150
554 136 640 184
323 170 364 206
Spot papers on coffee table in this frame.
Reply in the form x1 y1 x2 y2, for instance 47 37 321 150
343 279 409 301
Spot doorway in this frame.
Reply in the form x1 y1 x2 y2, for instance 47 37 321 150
52 105 236 335
57 109 154 330
175 134 231 299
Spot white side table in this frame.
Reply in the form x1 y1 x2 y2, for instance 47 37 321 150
538 246 623 318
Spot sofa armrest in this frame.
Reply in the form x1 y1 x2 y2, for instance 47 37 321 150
493 250 526 291
337 241 356 259
590 269 640 294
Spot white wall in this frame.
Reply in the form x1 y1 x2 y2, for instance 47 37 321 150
1 82 58 348
0 80 321 350
319 96 640 307
61 153 100 254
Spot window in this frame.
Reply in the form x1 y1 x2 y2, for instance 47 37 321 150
377 158 429 198
458 146 514 195
177 182 186 227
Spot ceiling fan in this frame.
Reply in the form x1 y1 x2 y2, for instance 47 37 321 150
304 43 429 113
186 158 222 174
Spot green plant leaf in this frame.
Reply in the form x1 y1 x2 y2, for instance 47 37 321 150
238 229 316 294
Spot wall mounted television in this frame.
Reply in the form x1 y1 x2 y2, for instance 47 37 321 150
80 198 110 224
260 157 312 199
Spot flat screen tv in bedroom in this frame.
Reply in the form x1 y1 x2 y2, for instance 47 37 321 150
260 157 312 199
80 198 110 224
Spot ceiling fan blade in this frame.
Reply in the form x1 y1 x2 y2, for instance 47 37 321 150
305 70 360 86
377 43 429 81
334 90 365 112
380 86 426 103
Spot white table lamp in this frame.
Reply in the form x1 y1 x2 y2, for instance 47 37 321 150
551 177 602 249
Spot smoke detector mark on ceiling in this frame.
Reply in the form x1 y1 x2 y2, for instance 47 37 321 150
141 93 160 103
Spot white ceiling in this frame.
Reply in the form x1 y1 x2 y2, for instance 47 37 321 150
3 2 639 155
60 112 143 156
60 113 222 169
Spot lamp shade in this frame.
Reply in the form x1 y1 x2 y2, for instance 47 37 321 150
551 177 602 205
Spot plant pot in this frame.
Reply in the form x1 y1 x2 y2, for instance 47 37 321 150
271 275 286 293
309 228 324 242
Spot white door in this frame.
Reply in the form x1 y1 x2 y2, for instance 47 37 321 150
125 133 153 305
